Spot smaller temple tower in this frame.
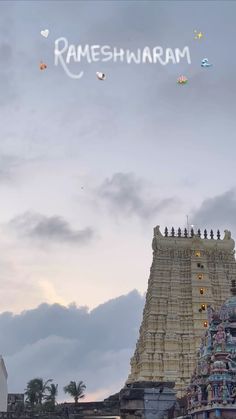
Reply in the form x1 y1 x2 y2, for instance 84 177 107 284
187 280 236 418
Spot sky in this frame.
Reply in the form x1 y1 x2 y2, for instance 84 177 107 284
0 0 236 402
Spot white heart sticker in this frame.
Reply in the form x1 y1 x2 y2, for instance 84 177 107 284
41 29 49 38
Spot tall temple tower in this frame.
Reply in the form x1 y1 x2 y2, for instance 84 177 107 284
127 225 236 395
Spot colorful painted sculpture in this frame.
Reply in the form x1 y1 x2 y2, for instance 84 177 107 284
187 280 236 417
213 325 226 351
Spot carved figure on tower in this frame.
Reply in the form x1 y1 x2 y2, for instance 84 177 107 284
221 380 229 404
197 386 202 405
187 278 236 417
219 303 230 322
213 324 226 351
226 329 233 344
231 386 236 403
206 383 213 403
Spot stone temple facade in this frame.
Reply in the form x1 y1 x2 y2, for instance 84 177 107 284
127 225 236 395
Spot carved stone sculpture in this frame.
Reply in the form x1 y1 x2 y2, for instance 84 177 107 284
206 383 213 403
213 325 226 351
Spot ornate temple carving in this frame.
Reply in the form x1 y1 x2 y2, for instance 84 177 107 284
187 281 236 417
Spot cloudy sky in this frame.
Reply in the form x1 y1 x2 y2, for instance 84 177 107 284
0 0 236 401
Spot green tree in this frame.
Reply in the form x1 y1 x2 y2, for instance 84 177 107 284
25 378 53 407
63 381 86 404
44 383 58 409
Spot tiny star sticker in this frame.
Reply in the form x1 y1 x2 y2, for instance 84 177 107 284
194 30 203 40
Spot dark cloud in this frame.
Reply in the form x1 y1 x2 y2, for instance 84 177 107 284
8 212 95 245
97 172 177 219
0 290 144 399
191 189 236 234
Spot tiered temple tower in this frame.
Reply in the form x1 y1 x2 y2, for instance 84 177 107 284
127 225 236 395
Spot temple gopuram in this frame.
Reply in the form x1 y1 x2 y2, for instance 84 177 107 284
127 226 236 396
187 279 236 419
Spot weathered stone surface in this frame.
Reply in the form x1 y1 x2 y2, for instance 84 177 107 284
120 381 176 419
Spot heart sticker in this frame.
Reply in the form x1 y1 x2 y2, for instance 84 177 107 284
41 29 49 38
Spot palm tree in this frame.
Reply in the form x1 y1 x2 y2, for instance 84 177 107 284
63 381 86 404
25 378 53 407
25 383 37 407
44 383 58 408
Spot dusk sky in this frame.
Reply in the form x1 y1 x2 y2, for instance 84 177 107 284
0 0 236 402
